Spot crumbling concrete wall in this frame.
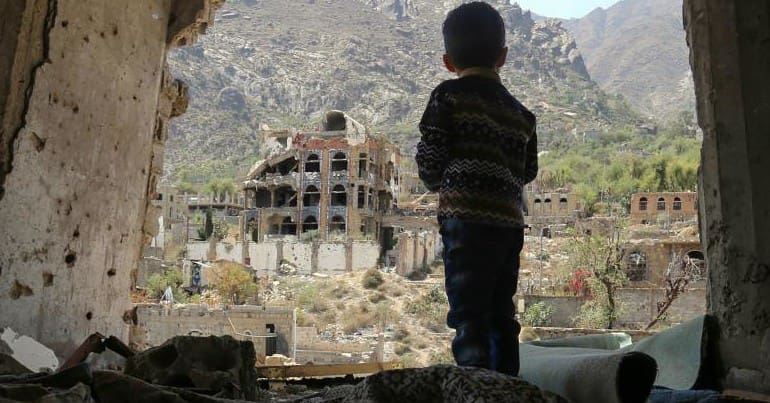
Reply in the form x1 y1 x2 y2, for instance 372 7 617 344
133 304 294 362
351 241 380 271
0 0 221 357
317 243 347 273
685 0 770 393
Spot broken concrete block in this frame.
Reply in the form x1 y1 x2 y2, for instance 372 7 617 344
0 328 58 373
124 335 256 401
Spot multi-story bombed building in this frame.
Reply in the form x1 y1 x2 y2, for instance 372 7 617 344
240 111 404 273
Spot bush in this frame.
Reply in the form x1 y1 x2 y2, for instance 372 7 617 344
574 300 616 329
146 267 186 303
428 348 454 365
362 268 384 289
406 286 449 332
209 261 258 305
369 292 387 303
521 302 554 327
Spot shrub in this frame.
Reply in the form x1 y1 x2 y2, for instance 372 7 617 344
146 267 186 303
362 268 384 289
428 348 454 366
393 343 411 355
521 302 554 327
209 261 258 305
406 286 449 332
369 292 387 303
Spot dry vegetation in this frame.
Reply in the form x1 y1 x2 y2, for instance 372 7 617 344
260 267 453 367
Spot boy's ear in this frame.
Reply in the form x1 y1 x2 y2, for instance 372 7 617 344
442 54 457 73
496 47 508 68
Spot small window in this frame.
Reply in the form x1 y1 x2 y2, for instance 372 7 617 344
331 184 347 206
673 197 682 211
303 185 320 207
331 151 348 172
657 197 666 211
305 154 320 173
627 251 648 281
302 216 318 233
330 215 346 233
639 197 648 211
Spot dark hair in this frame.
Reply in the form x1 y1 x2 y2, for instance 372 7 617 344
442 2 506 69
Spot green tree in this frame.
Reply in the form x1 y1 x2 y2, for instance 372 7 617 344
567 230 627 329
209 261 258 305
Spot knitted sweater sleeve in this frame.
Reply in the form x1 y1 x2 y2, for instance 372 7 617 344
416 87 451 192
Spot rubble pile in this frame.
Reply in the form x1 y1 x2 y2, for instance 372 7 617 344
0 330 264 403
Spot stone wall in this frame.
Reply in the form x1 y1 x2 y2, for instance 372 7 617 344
0 0 220 357
521 288 707 328
133 304 294 363
685 1 770 392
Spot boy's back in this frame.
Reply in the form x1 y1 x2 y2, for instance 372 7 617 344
414 1 538 377
417 74 537 227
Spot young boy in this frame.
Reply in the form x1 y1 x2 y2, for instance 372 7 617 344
415 1 538 376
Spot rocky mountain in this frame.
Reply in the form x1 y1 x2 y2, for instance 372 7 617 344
165 0 637 182
561 0 695 121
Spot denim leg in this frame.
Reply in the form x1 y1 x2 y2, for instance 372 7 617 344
488 229 524 376
441 219 518 371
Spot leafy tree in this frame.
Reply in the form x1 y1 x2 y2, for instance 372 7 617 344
209 261 258 305
567 230 627 329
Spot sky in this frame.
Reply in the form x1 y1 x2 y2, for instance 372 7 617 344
513 0 622 19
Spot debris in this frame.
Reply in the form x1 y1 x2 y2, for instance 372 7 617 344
59 333 134 372
0 328 59 373
124 335 257 401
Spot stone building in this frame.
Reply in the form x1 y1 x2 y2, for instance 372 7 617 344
623 239 705 285
242 111 399 244
630 192 698 225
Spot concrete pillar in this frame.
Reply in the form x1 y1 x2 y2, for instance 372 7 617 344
0 0 220 357
685 0 770 393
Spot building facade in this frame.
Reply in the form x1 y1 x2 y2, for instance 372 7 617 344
630 192 698 225
242 111 400 244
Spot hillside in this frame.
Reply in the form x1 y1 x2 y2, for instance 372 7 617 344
165 0 638 182
561 0 695 121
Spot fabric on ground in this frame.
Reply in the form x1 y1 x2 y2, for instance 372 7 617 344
529 332 632 350
622 315 716 390
301 365 567 403
518 316 717 403
519 345 657 403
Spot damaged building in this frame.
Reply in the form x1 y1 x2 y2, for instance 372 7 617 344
237 111 437 274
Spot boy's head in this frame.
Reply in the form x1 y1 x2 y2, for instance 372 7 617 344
442 2 507 72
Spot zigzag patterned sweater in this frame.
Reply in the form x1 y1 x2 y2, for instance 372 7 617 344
416 75 538 228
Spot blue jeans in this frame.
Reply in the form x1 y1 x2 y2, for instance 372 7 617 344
440 218 524 376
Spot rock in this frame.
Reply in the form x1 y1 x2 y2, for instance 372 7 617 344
0 328 59 373
123 335 257 401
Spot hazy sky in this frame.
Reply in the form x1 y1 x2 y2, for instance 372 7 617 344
514 0 622 19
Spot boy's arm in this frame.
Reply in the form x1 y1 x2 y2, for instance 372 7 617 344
523 122 538 185
416 88 451 192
